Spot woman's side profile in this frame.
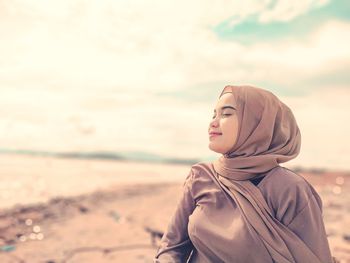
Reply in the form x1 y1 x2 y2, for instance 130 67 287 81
153 85 336 263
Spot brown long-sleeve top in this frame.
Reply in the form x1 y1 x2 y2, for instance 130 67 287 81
154 164 333 263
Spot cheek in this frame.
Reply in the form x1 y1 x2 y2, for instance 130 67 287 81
221 121 238 142
222 133 234 145
221 120 235 133
225 119 238 134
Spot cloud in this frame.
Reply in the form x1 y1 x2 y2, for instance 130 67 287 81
1 1 348 93
213 0 350 45
0 0 349 169
1 0 347 95
259 0 330 23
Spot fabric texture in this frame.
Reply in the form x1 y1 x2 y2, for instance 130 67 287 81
154 85 334 262
154 164 333 262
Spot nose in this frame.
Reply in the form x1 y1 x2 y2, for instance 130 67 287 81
209 116 219 129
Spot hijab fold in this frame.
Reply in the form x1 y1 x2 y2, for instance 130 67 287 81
212 85 301 181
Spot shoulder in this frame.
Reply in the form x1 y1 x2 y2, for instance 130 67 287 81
188 161 216 182
260 166 320 224
183 162 217 197
182 161 209 186
261 166 313 196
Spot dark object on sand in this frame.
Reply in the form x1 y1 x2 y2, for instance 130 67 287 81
343 234 350 242
144 226 164 246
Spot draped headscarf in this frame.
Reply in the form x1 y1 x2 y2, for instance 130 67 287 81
212 85 301 180
199 85 329 263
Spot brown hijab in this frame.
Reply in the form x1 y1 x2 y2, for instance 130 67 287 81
212 85 301 180
201 85 329 262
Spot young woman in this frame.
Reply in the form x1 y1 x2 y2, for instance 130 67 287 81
154 85 335 263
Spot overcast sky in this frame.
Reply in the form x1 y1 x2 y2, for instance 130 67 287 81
0 0 349 170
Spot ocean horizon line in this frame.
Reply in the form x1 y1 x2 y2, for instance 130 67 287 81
0 148 200 166
0 148 348 174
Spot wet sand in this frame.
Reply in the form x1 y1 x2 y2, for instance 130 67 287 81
0 182 182 263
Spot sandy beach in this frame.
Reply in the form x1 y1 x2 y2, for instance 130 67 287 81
0 155 349 263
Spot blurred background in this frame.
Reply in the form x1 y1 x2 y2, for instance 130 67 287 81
0 0 349 262
1 0 349 170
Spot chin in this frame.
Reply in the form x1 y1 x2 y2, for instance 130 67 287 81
208 143 225 154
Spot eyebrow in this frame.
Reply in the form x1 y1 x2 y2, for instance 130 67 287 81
213 105 237 113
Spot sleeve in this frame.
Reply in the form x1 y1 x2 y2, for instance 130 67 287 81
285 187 334 263
153 168 196 263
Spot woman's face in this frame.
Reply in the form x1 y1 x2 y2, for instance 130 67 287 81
208 92 239 155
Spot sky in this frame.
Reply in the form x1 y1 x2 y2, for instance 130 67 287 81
0 0 349 170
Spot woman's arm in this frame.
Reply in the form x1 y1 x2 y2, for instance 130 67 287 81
153 169 196 263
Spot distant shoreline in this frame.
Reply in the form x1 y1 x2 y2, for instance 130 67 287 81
0 148 199 166
0 149 349 174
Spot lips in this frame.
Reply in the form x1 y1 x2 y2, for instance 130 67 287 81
209 132 222 137
209 131 222 135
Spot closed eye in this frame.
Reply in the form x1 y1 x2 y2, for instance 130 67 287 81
212 113 232 119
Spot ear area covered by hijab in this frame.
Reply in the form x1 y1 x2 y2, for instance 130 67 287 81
213 85 301 181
